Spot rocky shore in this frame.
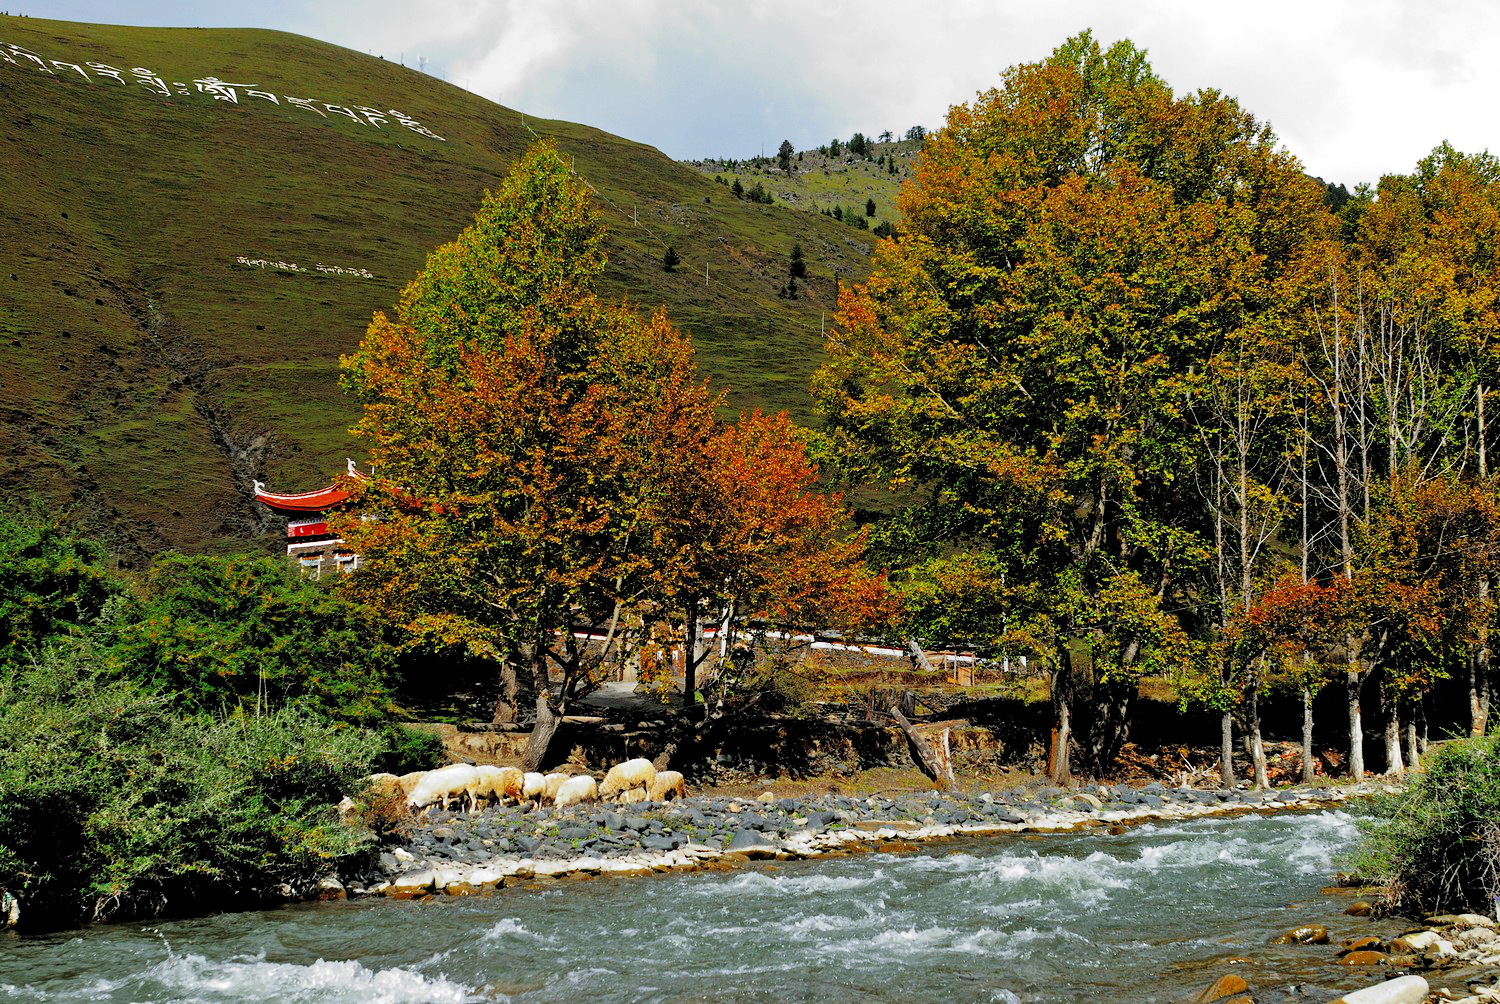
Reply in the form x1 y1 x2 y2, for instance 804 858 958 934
342 778 1388 901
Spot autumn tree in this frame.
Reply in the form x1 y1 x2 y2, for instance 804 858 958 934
336 140 886 768
337 142 722 764
814 32 1331 780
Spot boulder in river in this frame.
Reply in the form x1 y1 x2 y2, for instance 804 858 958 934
1272 924 1329 944
1327 974 1428 1004
1337 950 1388 966
1191 972 1248 1002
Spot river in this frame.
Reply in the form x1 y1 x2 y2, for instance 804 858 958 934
0 809 1399 1003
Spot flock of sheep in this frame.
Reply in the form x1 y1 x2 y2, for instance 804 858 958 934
360 758 687 816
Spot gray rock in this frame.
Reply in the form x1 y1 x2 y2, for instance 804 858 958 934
641 833 678 851
601 812 625 831
729 829 774 851
624 815 651 831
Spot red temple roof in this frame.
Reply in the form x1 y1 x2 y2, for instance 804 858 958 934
254 460 366 515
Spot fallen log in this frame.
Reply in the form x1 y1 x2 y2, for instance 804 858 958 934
889 700 956 791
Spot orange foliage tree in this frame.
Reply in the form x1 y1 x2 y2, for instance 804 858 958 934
334 141 887 768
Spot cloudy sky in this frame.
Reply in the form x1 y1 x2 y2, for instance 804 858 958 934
11 1 1500 188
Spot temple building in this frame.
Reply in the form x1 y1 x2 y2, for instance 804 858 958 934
253 459 365 577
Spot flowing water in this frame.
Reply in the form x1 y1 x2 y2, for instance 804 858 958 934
0 810 1400 1003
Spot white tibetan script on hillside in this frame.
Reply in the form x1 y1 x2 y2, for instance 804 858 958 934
0 39 445 141
235 257 375 278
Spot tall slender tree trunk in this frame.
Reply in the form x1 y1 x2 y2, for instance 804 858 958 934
682 595 700 717
1404 712 1420 769
1301 688 1316 784
1220 711 1234 789
1477 384 1491 737
1048 647 1072 784
1347 668 1365 779
1418 701 1429 753
1248 680 1268 789
1381 675 1403 776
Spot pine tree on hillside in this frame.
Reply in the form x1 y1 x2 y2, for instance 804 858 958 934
662 245 681 272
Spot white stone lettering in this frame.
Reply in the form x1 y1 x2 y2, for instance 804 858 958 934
193 76 254 103
245 89 279 104
284 95 326 117
85 62 126 85
7 44 51 72
355 105 388 128
323 103 365 125
49 60 89 81
130 67 169 97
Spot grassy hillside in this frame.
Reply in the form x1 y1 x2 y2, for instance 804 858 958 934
684 137 921 235
0 16 875 561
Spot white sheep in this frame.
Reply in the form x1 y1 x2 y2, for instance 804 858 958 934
406 764 480 815
521 772 547 806
598 758 655 803
554 774 599 809
648 770 686 802
540 772 572 803
396 771 427 800
471 766 524 811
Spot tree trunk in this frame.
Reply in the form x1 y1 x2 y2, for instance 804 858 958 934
1048 655 1072 784
1473 636 1491 737
1418 700 1429 754
890 702 954 790
1404 715 1420 769
682 596 699 716
1381 676 1403 776
1248 686 1268 789
1220 711 1234 789
521 693 561 772
1301 688 1316 784
1085 679 1134 779
492 658 522 724
1347 667 1365 779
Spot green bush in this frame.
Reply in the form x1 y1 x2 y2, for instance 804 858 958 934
0 507 123 669
113 553 394 724
1349 733 1500 916
0 645 381 928
372 723 446 775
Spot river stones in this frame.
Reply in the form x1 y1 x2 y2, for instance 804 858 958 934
386 870 436 898
1327 974 1428 1004
1273 923 1330 944
315 874 347 901
1389 930 1438 953
1338 950 1389 966
1339 936 1385 954
1191 972 1248 1003
1344 900 1374 916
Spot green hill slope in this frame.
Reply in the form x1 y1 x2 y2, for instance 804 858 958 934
0 16 873 560
684 137 921 233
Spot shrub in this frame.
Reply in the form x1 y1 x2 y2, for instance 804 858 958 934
113 553 394 724
0 645 382 928
1349 733 1500 916
372 722 446 775
0 507 123 669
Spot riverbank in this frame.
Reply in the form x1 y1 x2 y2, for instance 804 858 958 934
354 778 1396 899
